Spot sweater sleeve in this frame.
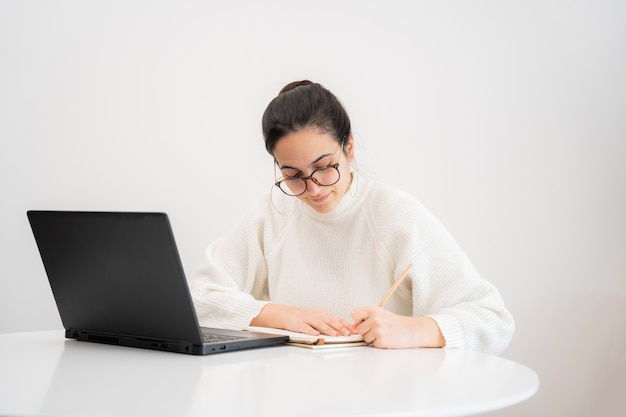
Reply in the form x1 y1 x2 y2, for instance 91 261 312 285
375 187 515 355
188 202 271 330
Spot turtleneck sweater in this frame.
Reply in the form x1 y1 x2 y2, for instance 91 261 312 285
189 176 514 354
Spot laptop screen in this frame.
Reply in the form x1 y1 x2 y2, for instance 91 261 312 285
28 211 204 345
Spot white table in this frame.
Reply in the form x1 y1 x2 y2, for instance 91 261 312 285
0 331 538 417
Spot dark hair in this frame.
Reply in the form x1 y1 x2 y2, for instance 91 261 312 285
261 80 352 155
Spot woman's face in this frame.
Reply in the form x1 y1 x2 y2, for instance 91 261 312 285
273 128 354 214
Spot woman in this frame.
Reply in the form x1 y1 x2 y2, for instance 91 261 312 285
190 80 514 354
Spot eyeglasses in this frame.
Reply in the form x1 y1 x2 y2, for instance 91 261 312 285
274 163 341 196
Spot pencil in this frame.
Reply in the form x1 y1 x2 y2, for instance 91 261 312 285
378 263 413 307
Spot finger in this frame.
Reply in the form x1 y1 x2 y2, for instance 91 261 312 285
309 319 342 336
290 322 321 336
353 318 371 337
362 330 375 344
351 318 365 333
326 318 357 335
350 307 368 322
351 307 372 332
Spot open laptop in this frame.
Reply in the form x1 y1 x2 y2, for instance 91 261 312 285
27 210 288 355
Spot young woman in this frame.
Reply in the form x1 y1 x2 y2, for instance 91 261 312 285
190 80 514 354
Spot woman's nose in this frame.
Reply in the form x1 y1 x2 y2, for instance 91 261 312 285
304 178 322 194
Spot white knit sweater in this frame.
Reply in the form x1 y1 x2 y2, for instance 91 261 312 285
189 176 514 354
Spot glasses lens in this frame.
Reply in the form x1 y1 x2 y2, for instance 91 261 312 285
312 165 340 186
278 178 306 196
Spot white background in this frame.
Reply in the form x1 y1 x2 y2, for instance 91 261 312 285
1 1 624 416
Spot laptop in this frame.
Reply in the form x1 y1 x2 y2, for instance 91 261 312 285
27 210 288 355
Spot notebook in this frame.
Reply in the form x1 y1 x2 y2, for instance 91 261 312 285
27 211 288 355
244 326 367 349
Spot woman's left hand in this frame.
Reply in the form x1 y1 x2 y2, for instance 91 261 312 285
350 306 445 349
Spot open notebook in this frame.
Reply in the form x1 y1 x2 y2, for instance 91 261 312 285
245 326 367 349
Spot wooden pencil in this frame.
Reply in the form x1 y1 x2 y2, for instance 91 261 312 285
378 263 413 307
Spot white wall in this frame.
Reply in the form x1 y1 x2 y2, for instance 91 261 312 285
1 1 624 416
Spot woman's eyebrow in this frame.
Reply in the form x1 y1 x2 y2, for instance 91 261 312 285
279 152 334 170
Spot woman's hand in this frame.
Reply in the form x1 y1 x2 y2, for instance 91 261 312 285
251 303 357 337
350 306 445 349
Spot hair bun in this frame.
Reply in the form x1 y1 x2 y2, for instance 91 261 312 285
279 80 314 94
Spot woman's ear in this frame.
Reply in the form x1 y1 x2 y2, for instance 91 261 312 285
344 134 355 162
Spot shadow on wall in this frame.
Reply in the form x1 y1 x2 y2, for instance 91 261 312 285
485 293 626 417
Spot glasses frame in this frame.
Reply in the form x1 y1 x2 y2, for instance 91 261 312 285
274 162 341 196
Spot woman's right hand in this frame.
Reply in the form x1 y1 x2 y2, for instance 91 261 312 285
250 303 356 337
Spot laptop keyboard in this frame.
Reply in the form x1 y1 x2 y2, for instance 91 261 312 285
202 333 243 343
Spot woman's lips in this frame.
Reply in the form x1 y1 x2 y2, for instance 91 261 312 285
310 193 330 203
